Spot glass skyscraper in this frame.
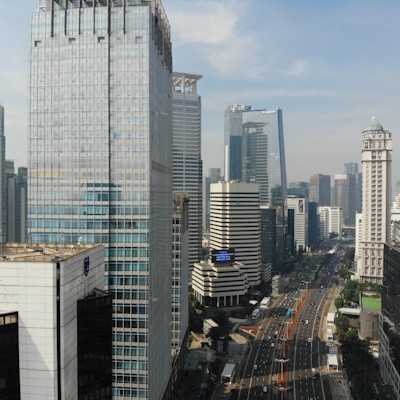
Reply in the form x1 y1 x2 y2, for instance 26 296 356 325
224 106 288 269
28 1 173 398
224 106 287 206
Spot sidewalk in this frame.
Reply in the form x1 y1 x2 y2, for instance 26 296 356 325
319 285 352 399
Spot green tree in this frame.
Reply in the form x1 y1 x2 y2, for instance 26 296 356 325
334 297 344 309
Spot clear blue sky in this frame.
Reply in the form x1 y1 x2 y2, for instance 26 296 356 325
1 0 400 184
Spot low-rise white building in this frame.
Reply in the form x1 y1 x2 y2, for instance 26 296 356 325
192 249 248 307
0 243 111 399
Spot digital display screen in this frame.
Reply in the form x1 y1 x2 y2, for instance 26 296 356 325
211 248 235 264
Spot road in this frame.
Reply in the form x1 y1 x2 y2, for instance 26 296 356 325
233 250 343 400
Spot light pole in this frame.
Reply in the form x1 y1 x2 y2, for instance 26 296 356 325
302 279 311 290
274 358 289 388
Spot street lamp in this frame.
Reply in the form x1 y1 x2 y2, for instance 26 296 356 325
302 279 311 290
274 358 289 386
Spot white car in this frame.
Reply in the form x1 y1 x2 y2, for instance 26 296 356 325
326 342 334 347
263 385 268 392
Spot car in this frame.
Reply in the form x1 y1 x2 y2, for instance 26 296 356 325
305 320 309 324
254 364 258 370
263 385 268 393
271 342 275 347
326 342 334 347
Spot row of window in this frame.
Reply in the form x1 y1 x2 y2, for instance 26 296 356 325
28 205 149 215
30 218 146 229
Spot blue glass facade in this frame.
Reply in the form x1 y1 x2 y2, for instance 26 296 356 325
28 1 172 398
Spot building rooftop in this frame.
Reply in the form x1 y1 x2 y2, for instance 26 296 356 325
0 243 103 263
362 296 381 312
365 116 384 132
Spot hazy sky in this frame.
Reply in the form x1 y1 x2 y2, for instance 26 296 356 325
1 0 400 184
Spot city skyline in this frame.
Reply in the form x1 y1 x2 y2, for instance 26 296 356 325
2 0 400 184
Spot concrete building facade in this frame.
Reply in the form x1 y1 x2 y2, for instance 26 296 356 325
357 118 392 283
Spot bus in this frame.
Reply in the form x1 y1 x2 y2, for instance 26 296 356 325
260 297 271 309
252 308 261 320
221 363 236 383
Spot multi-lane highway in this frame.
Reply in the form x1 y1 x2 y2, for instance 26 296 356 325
234 250 342 400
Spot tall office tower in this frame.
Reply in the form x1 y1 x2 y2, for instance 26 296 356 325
380 228 400 399
0 105 6 246
204 167 222 233
210 182 261 286
225 106 287 268
224 104 250 181
334 173 357 226
6 162 28 242
309 174 331 206
288 181 308 198
260 205 276 269
241 108 287 206
15 167 28 242
0 243 112 399
28 2 173 399
286 195 308 254
318 206 342 240
308 202 319 246
172 72 203 270
358 118 392 283
344 162 362 212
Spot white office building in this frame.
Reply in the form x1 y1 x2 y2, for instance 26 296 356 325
287 195 308 253
209 182 261 286
0 243 111 400
318 206 342 240
172 73 203 271
357 118 392 283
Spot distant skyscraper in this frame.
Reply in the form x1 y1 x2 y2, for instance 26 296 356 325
309 174 331 206
210 182 261 286
357 118 392 283
224 104 250 181
334 173 357 226
28 1 173 398
224 106 288 269
6 162 28 242
344 162 362 212
204 168 222 233
287 195 308 254
172 72 203 270
0 105 6 246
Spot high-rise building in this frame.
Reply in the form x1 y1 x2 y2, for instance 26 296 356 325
224 106 288 269
380 228 400 399
333 173 357 226
344 162 362 213
204 168 222 233
357 118 392 283
172 72 203 270
318 206 342 240
224 104 250 181
0 105 6 246
210 182 261 286
28 1 173 398
6 162 28 242
287 195 308 254
309 174 330 206
0 243 112 399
